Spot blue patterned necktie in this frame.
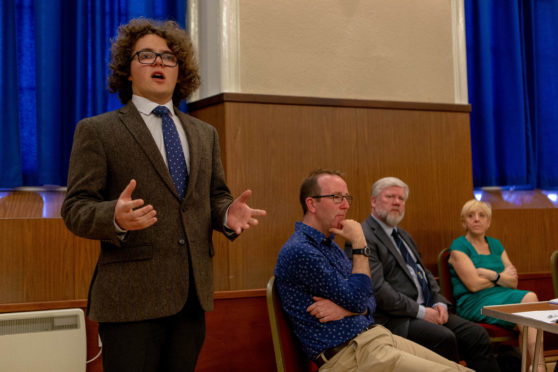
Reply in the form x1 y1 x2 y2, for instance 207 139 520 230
152 106 188 198
392 229 431 306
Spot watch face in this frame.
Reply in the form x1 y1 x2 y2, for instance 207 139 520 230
364 246 372 257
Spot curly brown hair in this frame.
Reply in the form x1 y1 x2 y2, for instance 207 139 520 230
108 18 201 105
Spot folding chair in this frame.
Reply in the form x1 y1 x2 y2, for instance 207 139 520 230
551 250 558 298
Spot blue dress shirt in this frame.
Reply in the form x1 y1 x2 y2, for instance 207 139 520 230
274 222 375 359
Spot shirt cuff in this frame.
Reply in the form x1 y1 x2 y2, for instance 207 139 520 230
224 205 231 229
114 218 127 240
417 305 426 319
366 303 375 320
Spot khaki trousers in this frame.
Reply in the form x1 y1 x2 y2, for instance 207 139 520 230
319 325 472 372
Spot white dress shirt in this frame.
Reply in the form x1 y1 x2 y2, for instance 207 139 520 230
132 95 190 172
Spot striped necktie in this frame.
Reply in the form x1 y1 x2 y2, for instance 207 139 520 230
392 229 431 306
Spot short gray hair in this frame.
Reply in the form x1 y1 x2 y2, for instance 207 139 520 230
371 177 409 200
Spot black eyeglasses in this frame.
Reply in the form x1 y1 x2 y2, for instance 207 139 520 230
311 194 353 205
131 50 178 67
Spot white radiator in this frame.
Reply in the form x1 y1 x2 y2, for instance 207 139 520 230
0 308 86 371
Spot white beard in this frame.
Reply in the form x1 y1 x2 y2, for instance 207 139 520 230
376 207 404 227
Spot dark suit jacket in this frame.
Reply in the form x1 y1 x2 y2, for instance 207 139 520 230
346 215 448 336
61 101 234 323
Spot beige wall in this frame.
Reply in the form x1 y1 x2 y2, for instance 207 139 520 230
189 0 466 104
239 0 454 102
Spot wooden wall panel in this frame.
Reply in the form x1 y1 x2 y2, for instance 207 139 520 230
0 192 44 217
0 219 25 303
189 94 474 290
189 104 231 291
0 216 98 304
488 209 558 273
519 273 555 301
196 290 275 372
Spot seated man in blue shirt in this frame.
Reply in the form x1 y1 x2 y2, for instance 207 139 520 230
274 169 471 371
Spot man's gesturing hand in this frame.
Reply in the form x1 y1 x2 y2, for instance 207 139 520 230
227 189 267 234
114 179 157 231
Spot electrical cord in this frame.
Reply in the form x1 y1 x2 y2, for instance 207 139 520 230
86 346 102 364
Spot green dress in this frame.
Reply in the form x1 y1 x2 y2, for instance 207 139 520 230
449 236 529 329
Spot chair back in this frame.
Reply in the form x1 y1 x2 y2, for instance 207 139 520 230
266 276 316 372
437 248 454 301
437 248 517 344
551 250 558 298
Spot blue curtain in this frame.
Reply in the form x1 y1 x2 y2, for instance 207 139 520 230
0 0 186 188
1 0 22 186
466 0 558 189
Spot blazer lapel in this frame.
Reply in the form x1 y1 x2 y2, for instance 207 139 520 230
367 216 415 282
175 109 199 203
119 102 180 200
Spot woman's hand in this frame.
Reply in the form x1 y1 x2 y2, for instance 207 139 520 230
498 251 519 288
502 264 518 279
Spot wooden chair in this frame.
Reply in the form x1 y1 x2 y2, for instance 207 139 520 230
266 276 317 372
437 248 518 343
551 250 558 298
547 251 558 363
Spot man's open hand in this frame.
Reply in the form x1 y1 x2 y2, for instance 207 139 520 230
114 179 157 231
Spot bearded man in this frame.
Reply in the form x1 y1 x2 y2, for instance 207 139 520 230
344 177 500 372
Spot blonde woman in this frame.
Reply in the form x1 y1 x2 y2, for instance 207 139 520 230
448 199 544 372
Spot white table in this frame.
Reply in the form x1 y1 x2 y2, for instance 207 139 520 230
482 301 558 372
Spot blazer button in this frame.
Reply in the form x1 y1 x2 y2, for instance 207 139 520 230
178 239 185 245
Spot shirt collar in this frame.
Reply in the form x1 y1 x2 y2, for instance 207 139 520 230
295 222 334 246
132 95 175 117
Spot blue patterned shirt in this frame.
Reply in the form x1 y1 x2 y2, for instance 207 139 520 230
274 222 375 359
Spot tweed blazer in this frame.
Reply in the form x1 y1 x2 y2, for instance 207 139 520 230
61 101 234 323
346 215 448 335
